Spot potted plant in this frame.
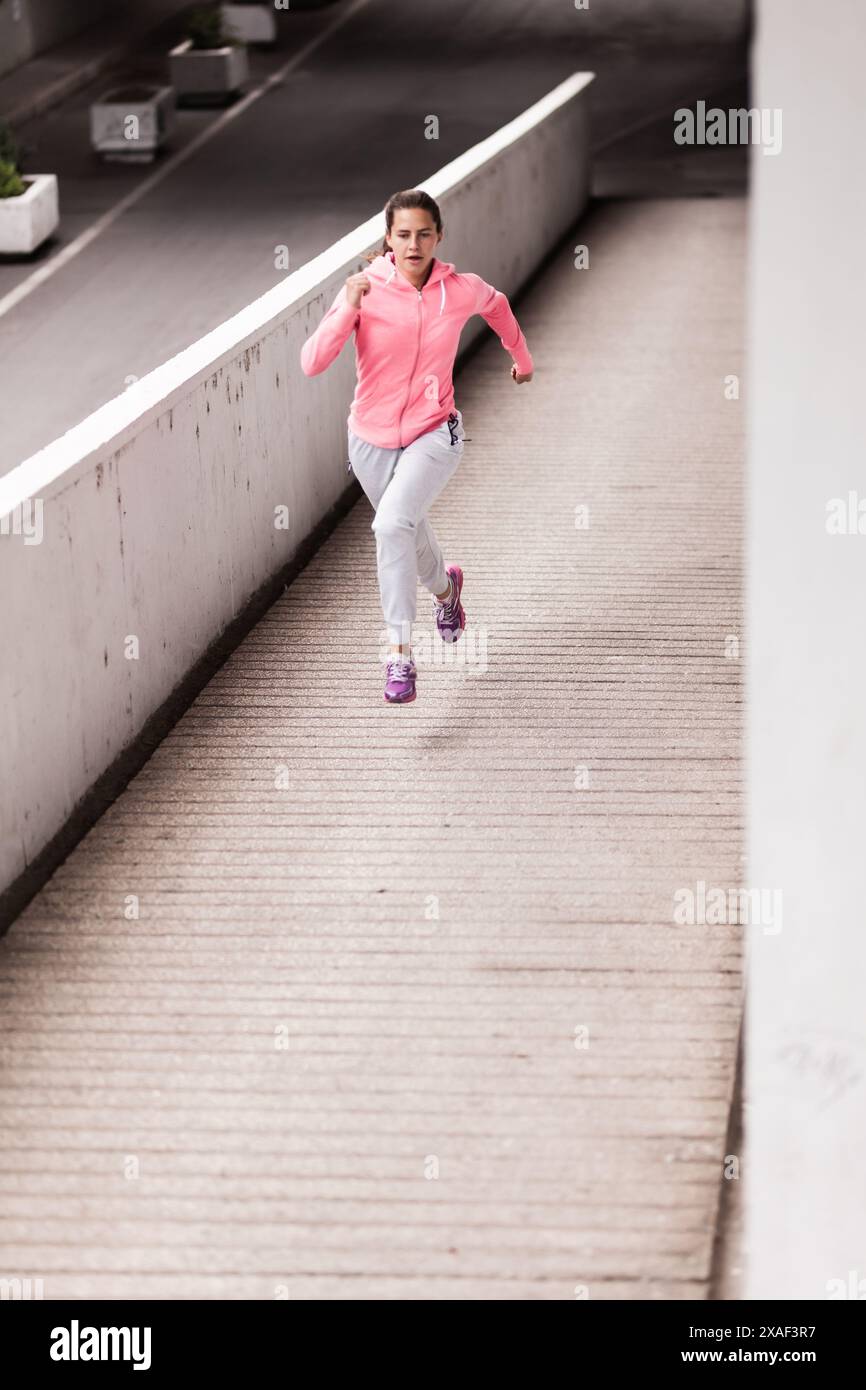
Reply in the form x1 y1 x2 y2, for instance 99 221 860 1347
90 83 176 161
169 5 249 105
220 2 277 45
0 120 59 255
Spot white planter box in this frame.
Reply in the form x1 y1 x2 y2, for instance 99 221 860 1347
0 173 59 255
221 4 277 44
169 39 249 103
90 85 175 161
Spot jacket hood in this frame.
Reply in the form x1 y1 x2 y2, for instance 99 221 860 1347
366 251 457 314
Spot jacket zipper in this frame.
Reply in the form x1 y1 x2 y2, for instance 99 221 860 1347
398 287 424 448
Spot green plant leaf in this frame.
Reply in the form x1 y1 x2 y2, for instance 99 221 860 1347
0 158 26 199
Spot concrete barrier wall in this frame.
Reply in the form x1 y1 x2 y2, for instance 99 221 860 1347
0 71 593 898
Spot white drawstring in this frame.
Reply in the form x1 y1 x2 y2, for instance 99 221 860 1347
381 254 447 311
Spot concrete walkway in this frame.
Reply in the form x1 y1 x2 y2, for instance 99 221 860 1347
0 195 745 1299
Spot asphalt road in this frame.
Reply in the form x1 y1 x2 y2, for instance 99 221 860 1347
0 0 748 473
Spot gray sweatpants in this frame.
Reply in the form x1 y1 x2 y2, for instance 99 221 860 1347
347 410 465 647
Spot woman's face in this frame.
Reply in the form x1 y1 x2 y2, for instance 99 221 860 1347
386 208 442 278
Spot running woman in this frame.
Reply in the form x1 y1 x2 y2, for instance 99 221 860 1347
300 189 533 704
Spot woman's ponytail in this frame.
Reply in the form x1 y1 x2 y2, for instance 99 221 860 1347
364 236 391 265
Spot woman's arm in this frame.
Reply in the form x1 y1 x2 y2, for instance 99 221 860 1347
469 275 534 377
299 285 360 377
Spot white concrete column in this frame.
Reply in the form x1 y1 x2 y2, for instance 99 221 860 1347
746 0 866 1299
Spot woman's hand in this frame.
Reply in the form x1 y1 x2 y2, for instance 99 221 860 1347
346 272 371 309
511 365 533 384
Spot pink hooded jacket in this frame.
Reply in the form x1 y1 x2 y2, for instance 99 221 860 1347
299 250 533 449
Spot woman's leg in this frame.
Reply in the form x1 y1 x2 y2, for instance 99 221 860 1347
347 432 401 511
415 518 450 601
347 430 411 652
370 419 464 649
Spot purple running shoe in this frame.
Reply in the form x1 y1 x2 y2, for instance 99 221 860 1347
384 655 417 704
433 565 465 644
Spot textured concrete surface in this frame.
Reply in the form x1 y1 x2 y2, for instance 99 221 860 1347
0 194 746 1299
